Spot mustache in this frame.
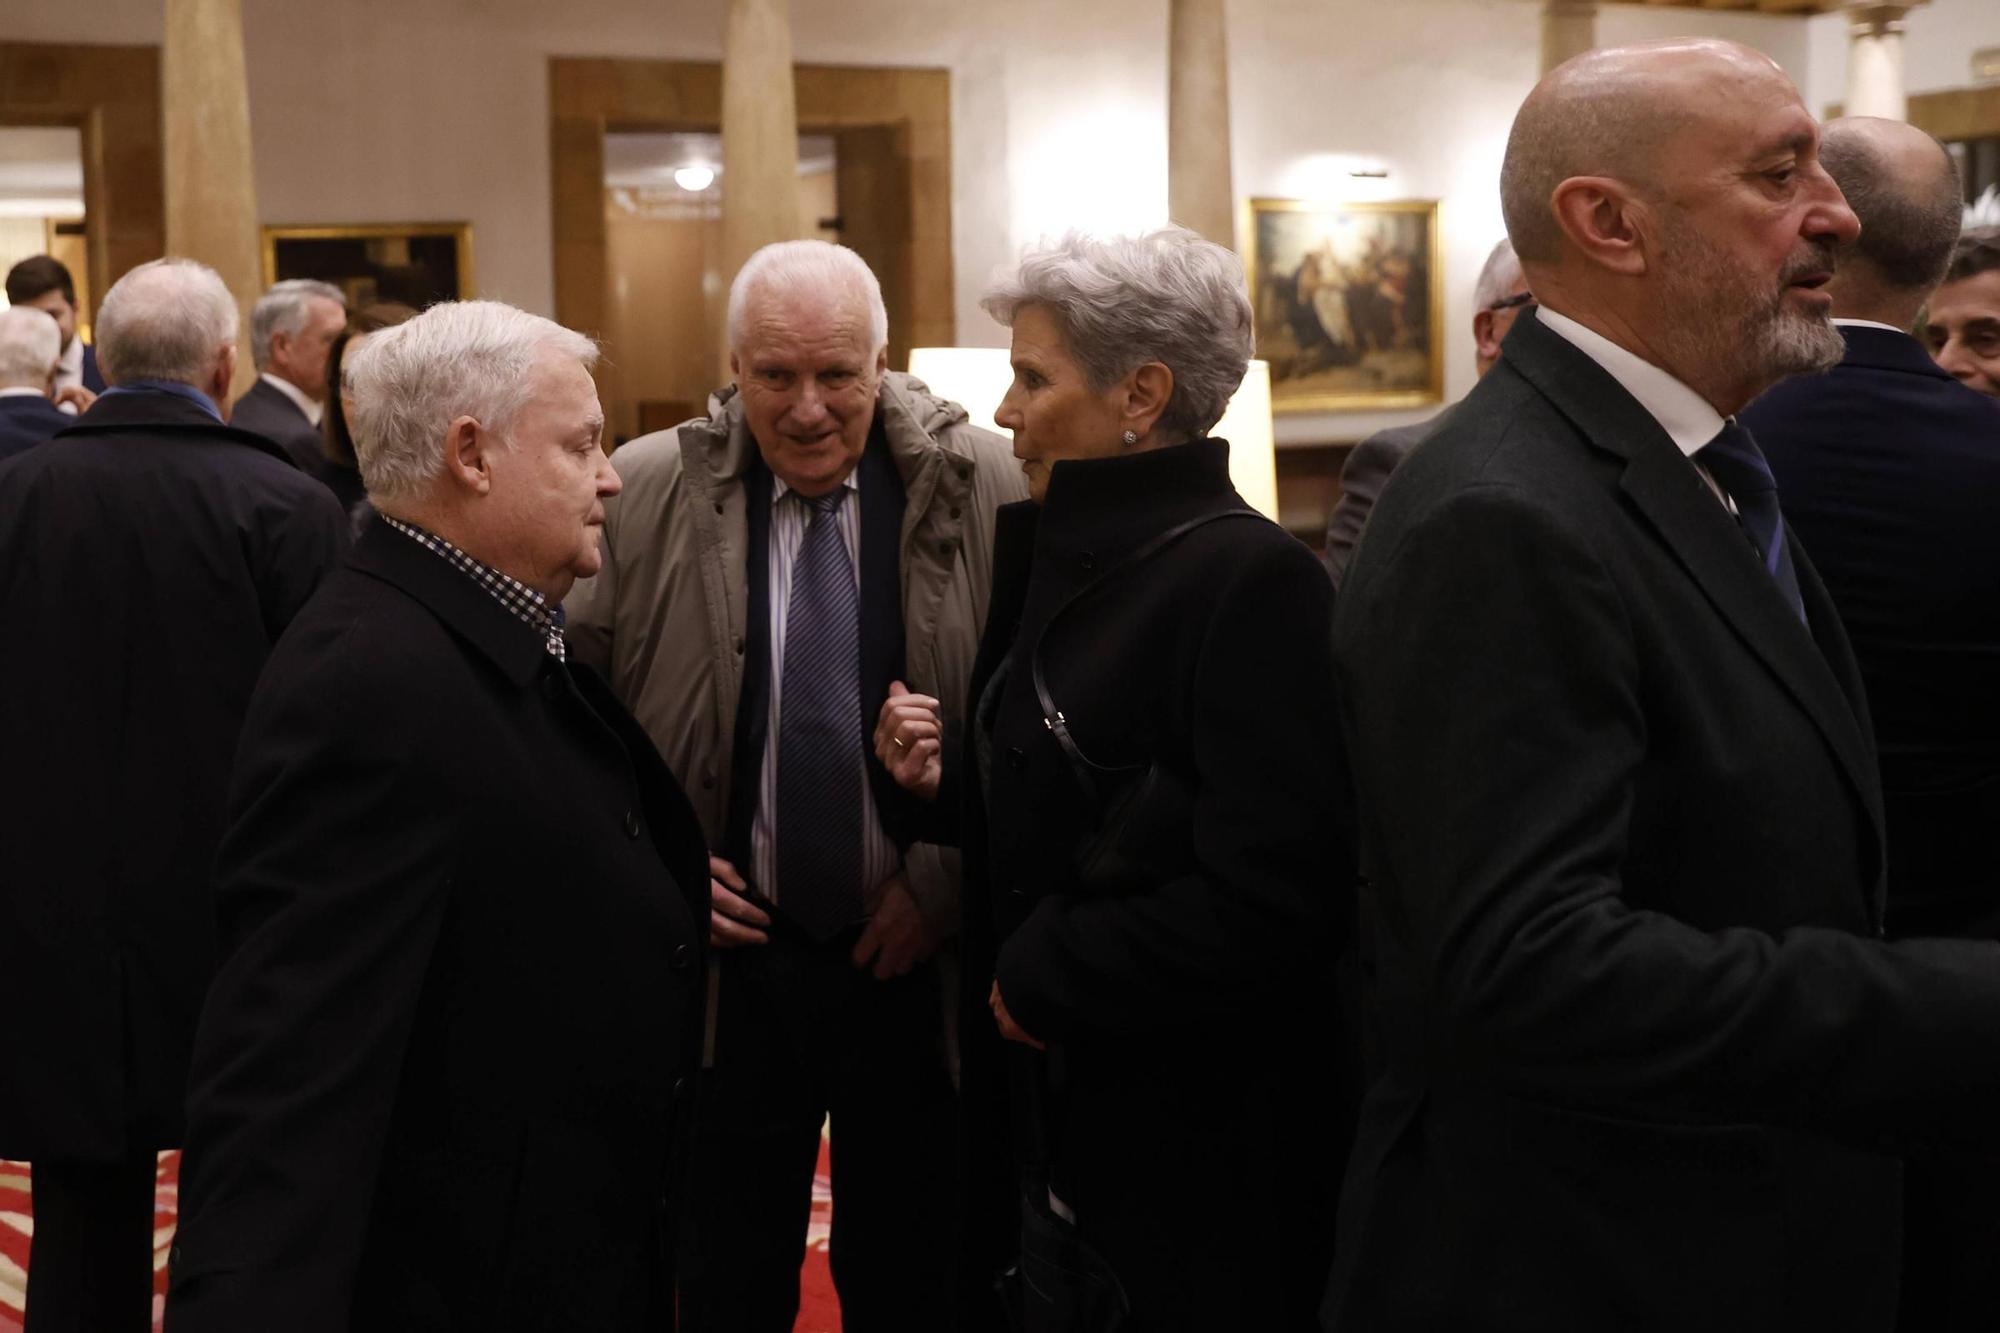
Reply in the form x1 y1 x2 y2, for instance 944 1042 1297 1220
1779 242 1837 286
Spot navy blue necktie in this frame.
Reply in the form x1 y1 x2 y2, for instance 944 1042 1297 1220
775 489 864 941
1697 421 1806 626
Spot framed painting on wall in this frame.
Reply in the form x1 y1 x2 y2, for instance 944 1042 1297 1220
260 223 473 309
1244 197 1443 414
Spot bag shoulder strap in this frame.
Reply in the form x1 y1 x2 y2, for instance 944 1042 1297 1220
1030 509 1262 794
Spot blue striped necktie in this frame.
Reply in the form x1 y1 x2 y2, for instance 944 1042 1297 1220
775 488 864 941
1697 421 1806 626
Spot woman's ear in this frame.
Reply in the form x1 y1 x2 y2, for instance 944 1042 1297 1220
1121 361 1175 439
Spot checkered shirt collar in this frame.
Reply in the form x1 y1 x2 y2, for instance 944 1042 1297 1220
380 514 567 661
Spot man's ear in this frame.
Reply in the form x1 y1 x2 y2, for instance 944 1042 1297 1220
440 416 494 496
874 346 890 378
729 351 741 384
1120 361 1175 439
1473 310 1503 363
212 344 238 418
1550 176 1651 278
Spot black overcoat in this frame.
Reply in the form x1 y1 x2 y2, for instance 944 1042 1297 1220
1325 309 2000 1332
957 440 1356 1331
0 389 345 1162
165 519 711 1332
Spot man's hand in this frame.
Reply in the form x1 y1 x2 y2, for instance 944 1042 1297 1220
872 680 943 801
989 981 1045 1049
851 872 938 980
53 385 96 414
708 855 771 947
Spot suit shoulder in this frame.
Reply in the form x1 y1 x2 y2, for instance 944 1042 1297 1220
255 571 466 740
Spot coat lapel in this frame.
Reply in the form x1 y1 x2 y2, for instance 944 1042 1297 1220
1505 314 1884 877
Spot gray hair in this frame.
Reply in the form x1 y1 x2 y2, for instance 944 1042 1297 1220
1473 238 1524 312
727 240 888 354
982 227 1253 442
0 304 61 388
250 278 345 370
346 299 598 506
95 258 238 388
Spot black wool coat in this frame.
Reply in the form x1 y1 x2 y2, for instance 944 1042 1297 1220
166 520 711 1332
1326 309 2000 1333
0 389 345 1162
956 440 1356 1333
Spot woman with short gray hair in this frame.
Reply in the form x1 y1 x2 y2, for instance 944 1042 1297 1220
878 227 1354 1329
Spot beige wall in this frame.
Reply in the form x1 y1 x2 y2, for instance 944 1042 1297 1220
3 0 1993 442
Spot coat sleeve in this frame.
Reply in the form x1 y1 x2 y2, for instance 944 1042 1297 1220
993 537 1353 1041
1322 429 1408 588
256 485 347 640
1326 481 2000 1135
166 653 455 1332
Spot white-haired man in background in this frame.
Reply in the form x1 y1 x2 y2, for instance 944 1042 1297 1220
567 240 1025 1331
0 303 72 462
0 258 343 1333
168 300 712 1332
231 277 346 474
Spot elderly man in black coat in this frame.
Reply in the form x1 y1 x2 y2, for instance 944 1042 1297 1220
166 300 711 1333
0 258 346 1333
0 304 74 462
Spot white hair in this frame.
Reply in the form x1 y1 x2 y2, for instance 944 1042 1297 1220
95 258 238 388
1474 238 1525 313
726 240 888 354
0 305 61 388
346 299 598 506
982 227 1254 442
250 278 345 370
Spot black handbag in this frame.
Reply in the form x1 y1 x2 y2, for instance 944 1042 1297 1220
1029 509 1263 895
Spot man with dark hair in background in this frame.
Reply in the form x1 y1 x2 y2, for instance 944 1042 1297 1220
1925 227 2000 397
1741 117 2000 1332
5 254 106 409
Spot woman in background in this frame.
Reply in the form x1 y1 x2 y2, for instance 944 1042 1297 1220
319 301 416 531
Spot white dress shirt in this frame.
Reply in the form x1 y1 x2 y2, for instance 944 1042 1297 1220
52 337 85 414
261 371 324 427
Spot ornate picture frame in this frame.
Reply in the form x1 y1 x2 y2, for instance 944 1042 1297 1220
260 222 474 308
1244 197 1443 414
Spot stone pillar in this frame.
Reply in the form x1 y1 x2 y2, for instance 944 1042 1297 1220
163 0 262 399
1846 5 1911 121
1540 1 1597 76
719 0 800 378
1168 0 1236 249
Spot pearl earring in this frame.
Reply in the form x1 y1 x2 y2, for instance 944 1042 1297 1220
1121 430 1139 446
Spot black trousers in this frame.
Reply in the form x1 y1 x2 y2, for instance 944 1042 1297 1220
25 1151 158 1333
678 925 958 1333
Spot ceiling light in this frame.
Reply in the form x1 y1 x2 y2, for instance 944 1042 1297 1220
673 165 715 192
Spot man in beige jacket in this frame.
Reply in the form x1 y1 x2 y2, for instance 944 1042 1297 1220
566 240 1024 1332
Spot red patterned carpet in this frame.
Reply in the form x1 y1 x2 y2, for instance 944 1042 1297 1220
0 1136 840 1332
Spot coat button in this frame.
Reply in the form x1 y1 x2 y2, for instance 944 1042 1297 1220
1006 747 1025 769
956 465 971 481
733 636 745 655
673 1076 690 1100
672 944 692 970
1079 551 1096 571
624 809 642 839
701 774 715 791
939 538 956 557
541 673 563 700
950 506 962 519
169 1243 183 1268
713 501 724 515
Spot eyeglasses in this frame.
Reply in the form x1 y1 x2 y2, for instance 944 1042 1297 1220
1486 292 1535 313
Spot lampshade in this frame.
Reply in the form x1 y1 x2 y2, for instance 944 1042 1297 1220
904 348 1280 521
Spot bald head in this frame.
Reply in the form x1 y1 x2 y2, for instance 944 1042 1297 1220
1819 117 1961 299
1501 39 1794 264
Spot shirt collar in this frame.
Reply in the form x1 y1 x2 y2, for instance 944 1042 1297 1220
260 370 324 426
54 336 82 385
0 386 49 400
1535 306 1725 459
770 465 861 506
377 514 567 661
1832 318 1907 334
97 378 223 423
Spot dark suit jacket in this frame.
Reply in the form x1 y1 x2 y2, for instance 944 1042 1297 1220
1321 413 1440 590
0 391 69 462
230 375 328 476
963 441 1354 1329
80 341 105 393
0 390 345 1163
1326 310 2000 1333
1743 325 2000 938
166 520 710 1332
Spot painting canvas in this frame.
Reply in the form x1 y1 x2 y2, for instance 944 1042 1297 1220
1246 198 1442 413
261 223 473 309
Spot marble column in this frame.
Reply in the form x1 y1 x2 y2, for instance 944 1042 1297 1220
1168 0 1236 249
1846 4 1911 121
1540 0 1598 77
719 0 800 378
163 0 263 399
